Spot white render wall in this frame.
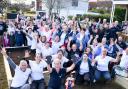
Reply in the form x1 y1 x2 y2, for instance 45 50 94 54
59 0 89 17
35 0 89 18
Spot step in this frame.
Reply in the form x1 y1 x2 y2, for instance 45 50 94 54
115 75 128 89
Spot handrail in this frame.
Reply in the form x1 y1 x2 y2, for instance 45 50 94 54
3 56 12 88
0 54 10 89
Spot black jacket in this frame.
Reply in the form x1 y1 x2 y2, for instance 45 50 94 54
75 59 94 82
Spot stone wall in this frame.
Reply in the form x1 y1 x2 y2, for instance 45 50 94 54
0 54 9 89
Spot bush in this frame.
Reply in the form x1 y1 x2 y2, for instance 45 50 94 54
26 11 36 14
90 8 108 14
68 16 73 20
11 10 17 13
68 14 111 22
114 6 126 22
84 14 111 22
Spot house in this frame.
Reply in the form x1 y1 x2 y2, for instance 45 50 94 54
32 0 89 17
56 0 89 17
9 0 32 5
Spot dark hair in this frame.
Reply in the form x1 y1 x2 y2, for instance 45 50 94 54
57 49 64 55
36 53 43 58
86 46 92 52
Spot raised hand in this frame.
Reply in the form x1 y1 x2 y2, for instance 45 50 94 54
1 47 7 56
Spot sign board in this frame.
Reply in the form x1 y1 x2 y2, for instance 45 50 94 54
7 13 17 19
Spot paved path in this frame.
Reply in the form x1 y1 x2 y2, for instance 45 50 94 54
74 82 124 89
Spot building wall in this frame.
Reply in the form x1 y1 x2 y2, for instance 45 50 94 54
35 0 89 17
10 0 32 5
59 0 89 17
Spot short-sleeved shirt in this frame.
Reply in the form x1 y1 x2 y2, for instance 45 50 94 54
95 55 113 71
29 60 47 80
11 66 31 88
52 55 69 68
48 68 66 89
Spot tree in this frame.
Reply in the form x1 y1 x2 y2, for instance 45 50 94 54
56 0 61 14
45 0 56 19
8 3 31 13
0 0 9 14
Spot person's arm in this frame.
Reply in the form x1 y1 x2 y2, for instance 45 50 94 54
91 59 97 66
79 42 83 51
22 30 33 40
46 57 53 73
87 35 93 46
47 64 52 73
67 37 72 51
7 57 16 70
1 48 16 70
66 63 75 73
110 53 120 63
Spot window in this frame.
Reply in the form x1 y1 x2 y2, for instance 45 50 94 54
72 0 78 7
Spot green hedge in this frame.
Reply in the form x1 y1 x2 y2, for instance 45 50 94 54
90 8 109 14
68 14 111 22
114 6 127 22
26 11 36 14
68 6 128 23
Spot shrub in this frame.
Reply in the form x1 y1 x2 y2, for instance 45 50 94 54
26 11 36 14
114 6 126 22
68 14 111 22
68 16 73 20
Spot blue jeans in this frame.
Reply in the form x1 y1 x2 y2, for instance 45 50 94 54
47 85 64 89
10 84 30 89
95 70 111 81
30 79 45 89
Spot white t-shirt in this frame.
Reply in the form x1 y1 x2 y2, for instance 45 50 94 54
52 55 69 68
79 61 89 75
31 38 37 50
120 53 128 68
41 47 53 57
95 55 113 71
78 33 84 42
26 32 33 46
41 31 51 41
29 60 47 80
11 66 31 88
8 26 15 33
51 41 62 54
60 32 66 44
36 41 44 54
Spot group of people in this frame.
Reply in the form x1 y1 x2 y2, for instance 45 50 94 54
0 14 128 89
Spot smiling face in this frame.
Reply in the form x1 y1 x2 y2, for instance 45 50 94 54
118 36 123 42
62 23 68 32
57 51 63 59
54 59 61 69
41 36 47 43
71 44 77 51
35 53 42 63
102 48 107 56
54 35 60 42
19 60 28 72
83 53 88 61
102 38 107 45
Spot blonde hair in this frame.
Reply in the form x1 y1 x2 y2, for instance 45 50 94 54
53 59 61 64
